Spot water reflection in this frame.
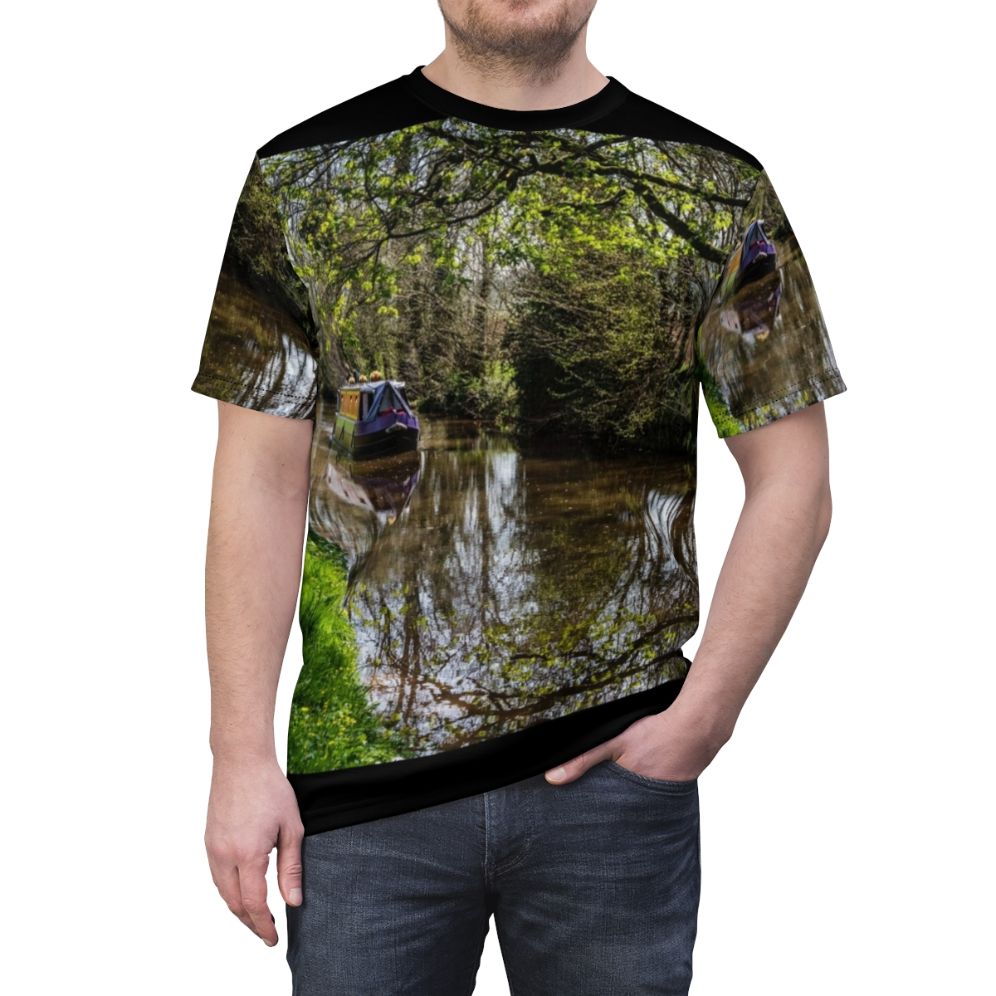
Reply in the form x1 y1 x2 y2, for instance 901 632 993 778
697 173 841 424
308 414 696 752
196 250 318 418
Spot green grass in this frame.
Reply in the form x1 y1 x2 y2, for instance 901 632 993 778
698 363 743 438
287 531 413 774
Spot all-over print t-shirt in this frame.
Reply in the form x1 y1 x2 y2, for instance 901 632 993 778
191 66 846 835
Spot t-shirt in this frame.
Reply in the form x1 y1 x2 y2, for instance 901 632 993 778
191 65 846 835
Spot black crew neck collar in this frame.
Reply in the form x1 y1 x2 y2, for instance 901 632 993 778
402 64 628 130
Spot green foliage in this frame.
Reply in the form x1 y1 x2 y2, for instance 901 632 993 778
443 358 520 425
507 239 696 452
260 126 752 449
698 363 743 437
288 532 413 773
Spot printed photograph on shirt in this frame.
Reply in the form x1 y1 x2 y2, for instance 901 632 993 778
695 169 843 436
194 121 844 773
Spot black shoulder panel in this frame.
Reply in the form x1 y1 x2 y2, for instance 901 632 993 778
593 88 763 171
256 74 763 171
257 75 440 159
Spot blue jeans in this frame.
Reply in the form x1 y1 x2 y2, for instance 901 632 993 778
287 760 701 995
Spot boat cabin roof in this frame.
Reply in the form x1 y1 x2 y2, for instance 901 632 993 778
339 379 406 393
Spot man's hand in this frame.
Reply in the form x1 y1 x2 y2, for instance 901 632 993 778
205 757 305 946
544 694 732 784
201 401 314 946
545 404 834 787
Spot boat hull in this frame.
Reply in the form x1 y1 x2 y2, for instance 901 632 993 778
331 411 420 459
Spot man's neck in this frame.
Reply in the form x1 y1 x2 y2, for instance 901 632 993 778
418 48 609 112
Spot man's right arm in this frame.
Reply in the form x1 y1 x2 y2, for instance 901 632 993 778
202 399 314 947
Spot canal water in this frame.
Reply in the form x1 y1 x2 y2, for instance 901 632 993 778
307 413 697 749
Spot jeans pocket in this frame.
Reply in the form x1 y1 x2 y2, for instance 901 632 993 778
601 759 698 792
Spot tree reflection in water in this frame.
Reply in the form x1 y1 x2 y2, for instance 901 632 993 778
307 413 696 753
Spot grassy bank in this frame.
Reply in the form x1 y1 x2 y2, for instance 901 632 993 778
287 531 412 773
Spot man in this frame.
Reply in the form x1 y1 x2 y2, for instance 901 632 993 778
192 1 846 992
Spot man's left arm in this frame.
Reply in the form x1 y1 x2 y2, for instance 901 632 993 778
546 401 833 783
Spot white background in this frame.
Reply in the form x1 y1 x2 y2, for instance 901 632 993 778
3 1 993 992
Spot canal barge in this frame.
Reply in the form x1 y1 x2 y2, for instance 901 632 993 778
330 371 420 459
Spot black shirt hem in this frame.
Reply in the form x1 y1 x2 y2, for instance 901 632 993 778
289 669 688 835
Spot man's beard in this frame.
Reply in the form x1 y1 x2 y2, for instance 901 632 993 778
439 0 595 83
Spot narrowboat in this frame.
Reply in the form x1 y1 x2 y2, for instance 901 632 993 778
716 218 777 299
716 218 783 343
331 372 420 459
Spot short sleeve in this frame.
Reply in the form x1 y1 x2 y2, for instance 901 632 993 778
190 154 319 419
695 167 846 437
